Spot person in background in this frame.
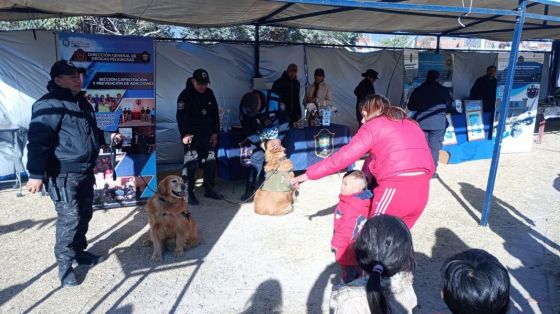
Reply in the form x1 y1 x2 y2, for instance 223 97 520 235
305 68 333 108
238 89 290 201
331 170 373 284
330 215 417 314
272 63 302 126
354 69 379 126
470 65 498 134
441 249 510 314
26 60 123 287
292 95 434 229
176 68 222 205
407 70 452 179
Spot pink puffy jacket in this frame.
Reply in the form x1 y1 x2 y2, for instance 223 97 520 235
307 117 434 181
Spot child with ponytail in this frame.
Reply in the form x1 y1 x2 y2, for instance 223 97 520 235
330 215 417 314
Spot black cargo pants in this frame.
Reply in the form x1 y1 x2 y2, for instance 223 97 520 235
47 172 95 266
182 134 217 191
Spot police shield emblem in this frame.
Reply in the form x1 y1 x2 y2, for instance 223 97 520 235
314 129 335 158
239 141 253 167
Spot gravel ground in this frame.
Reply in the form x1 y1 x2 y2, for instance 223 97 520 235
0 133 559 314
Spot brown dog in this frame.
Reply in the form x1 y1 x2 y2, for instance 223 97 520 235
254 144 295 216
145 175 199 262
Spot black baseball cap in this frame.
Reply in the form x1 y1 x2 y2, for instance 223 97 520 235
240 91 259 117
193 68 210 84
361 69 379 79
314 68 325 76
50 60 85 79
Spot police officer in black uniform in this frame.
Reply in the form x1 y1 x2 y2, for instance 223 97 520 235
26 60 123 287
239 89 290 201
176 69 222 205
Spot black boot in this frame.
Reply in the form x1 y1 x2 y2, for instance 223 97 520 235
75 251 104 266
240 168 257 201
188 190 199 205
58 263 78 287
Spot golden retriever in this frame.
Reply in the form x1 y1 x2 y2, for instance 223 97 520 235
145 175 199 261
254 144 295 216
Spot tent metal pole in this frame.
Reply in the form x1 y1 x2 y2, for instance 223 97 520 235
254 23 261 78
436 35 441 53
480 0 527 227
550 40 560 91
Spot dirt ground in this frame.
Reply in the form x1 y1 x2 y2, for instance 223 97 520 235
1 132 559 314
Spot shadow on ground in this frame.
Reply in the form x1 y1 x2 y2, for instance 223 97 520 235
458 182 560 313
306 262 339 314
1 175 244 313
242 279 283 314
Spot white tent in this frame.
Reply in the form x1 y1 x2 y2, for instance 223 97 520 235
0 30 409 167
1 0 560 41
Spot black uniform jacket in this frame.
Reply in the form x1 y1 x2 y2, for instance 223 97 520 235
176 78 220 137
27 82 111 179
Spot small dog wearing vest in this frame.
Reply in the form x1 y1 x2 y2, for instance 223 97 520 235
254 143 295 216
145 175 199 262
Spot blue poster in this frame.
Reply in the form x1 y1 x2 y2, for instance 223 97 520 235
58 33 156 209
405 52 453 106
495 53 543 153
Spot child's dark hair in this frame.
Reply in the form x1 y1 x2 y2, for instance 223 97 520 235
441 249 510 314
354 215 415 314
343 170 367 187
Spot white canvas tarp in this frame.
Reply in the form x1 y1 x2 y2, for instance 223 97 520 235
452 52 499 100
1 1 560 41
155 42 255 166
306 47 404 128
0 30 549 169
155 42 404 165
0 30 56 177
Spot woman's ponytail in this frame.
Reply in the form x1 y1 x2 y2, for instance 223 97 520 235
366 264 389 314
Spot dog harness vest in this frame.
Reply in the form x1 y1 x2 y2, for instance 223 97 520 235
262 170 293 192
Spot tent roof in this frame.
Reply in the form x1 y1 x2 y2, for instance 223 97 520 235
1 0 559 41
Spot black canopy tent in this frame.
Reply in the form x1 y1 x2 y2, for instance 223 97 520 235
1 0 559 225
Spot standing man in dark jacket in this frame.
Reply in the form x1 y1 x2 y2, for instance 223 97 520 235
354 69 379 125
238 89 290 201
176 68 222 205
470 65 497 137
272 64 302 126
469 65 497 113
26 60 122 287
407 70 452 178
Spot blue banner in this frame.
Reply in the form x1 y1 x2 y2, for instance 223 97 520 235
495 53 543 153
58 33 156 208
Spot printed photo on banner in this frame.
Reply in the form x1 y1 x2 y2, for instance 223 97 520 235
118 98 155 126
58 32 156 209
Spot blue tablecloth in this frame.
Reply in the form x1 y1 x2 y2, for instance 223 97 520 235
442 112 495 164
217 124 351 180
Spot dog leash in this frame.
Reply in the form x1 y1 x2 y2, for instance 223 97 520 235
219 164 283 205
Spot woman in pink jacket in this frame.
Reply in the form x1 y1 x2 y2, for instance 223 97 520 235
293 95 434 228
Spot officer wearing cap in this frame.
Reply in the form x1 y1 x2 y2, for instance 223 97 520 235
354 69 379 125
26 60 123 287
238 89 290 201
176 68 222 205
